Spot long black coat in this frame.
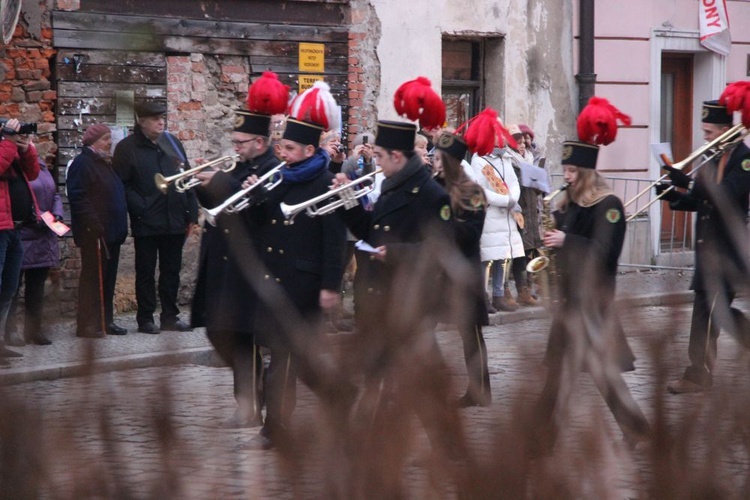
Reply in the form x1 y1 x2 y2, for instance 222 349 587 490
249 154 347 349
666 142 750 293
191 148 280 332
545 194 635 373
113 127 198 237
67 147 128 247
341 158 453 337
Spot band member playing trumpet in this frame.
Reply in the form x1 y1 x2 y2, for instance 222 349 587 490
660 95 750 394
191 72 288 428
532 98 649 453
332 78 468 494
242 81 349 451
113 100 199 334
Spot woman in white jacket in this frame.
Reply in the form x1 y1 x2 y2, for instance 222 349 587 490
470 147 525 311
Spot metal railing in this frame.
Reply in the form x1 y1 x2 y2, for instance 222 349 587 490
549 173 692 270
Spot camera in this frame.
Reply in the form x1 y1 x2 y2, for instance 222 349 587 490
0 118 37 136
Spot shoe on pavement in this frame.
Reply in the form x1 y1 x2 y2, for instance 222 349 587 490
138 322 161 334
160 319 192 332
667 378 706 394
106 323 127 335
456 393 492 408
26 333 52 346
0 345 22 358
241 434 275 451
4 332 25 347
76 327 105 339
219 413 263 429
492 295 518 312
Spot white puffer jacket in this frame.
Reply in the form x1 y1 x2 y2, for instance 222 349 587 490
469 151 525 262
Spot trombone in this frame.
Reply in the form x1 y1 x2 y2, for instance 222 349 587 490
280 169 382 222
624 123 747 221
202 163 285 226
154 154 240 194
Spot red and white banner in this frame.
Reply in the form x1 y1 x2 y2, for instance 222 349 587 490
699 0 732 56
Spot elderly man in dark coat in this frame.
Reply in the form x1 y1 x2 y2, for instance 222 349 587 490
67 123 128 338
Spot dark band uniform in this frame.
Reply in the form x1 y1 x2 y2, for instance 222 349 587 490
248 118 348 443
191 110 279 424
661 101 750 388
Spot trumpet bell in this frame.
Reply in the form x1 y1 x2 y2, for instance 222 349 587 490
526 256 549 273
154 173 169 194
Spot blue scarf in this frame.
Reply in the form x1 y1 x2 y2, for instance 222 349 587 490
280 148 330 184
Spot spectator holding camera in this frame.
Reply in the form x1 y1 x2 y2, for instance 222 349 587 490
341 132 375 178
0 118 41 363
6 159 64 346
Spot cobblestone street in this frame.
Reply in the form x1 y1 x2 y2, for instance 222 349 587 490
3 297 750 498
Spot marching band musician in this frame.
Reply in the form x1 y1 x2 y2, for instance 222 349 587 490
532 98 649 453
659 95 750 394
332 78 468 494
190 72 288 428
242 81 350 451
432 131 492 408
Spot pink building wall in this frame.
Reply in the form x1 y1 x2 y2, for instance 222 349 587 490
574 0 750 175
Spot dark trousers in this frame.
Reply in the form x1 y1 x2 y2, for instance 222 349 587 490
511 255 529 290
133 234 184 326
534 320 649 450
683 290 750 387
8 267 50 339
78 240 121 331
206 329 265 420
458 323 491 403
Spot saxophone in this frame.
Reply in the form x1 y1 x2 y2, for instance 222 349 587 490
526 183 569 305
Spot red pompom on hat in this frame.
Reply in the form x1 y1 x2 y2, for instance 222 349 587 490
458 108 517 157
287 80 340 131
247 71 290 116
393 76 446 131
82 123 111 146
576 96 631 146
719 80 750 128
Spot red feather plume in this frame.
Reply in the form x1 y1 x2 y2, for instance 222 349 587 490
577 96 632 145
287 81 340 131
247 72 290 115
459 108 517 157
719 80 750 128
393 77 446 131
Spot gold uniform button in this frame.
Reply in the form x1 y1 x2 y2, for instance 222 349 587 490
373 224 380 230
370 255 376 261
275 278 281 283
267 247 273 252
224 229 229 234
264 274 270 280
271 219 277 224
367 288 374 293
222 256 228 261
384 225 391 232
284 220 290 226
697 239 704 244
279 249 284 254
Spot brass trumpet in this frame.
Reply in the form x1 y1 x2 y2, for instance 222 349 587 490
202 163 285 226
623 123 747 221
280 169 382 222
154 154 240 194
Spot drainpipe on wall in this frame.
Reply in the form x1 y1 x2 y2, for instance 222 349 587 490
576 0 596 113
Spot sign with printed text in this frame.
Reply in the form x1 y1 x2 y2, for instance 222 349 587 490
298 74 324 93
299 42 325 73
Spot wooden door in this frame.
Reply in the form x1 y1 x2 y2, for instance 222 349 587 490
660 55 693 248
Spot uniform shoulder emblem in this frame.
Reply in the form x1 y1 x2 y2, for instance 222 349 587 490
440 204 451 221
470 193 483 209
605 208 621 223
742 159 750 171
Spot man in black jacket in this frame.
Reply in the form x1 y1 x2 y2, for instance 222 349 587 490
114 101 199 334
191 109 280 427
660 100 750 394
